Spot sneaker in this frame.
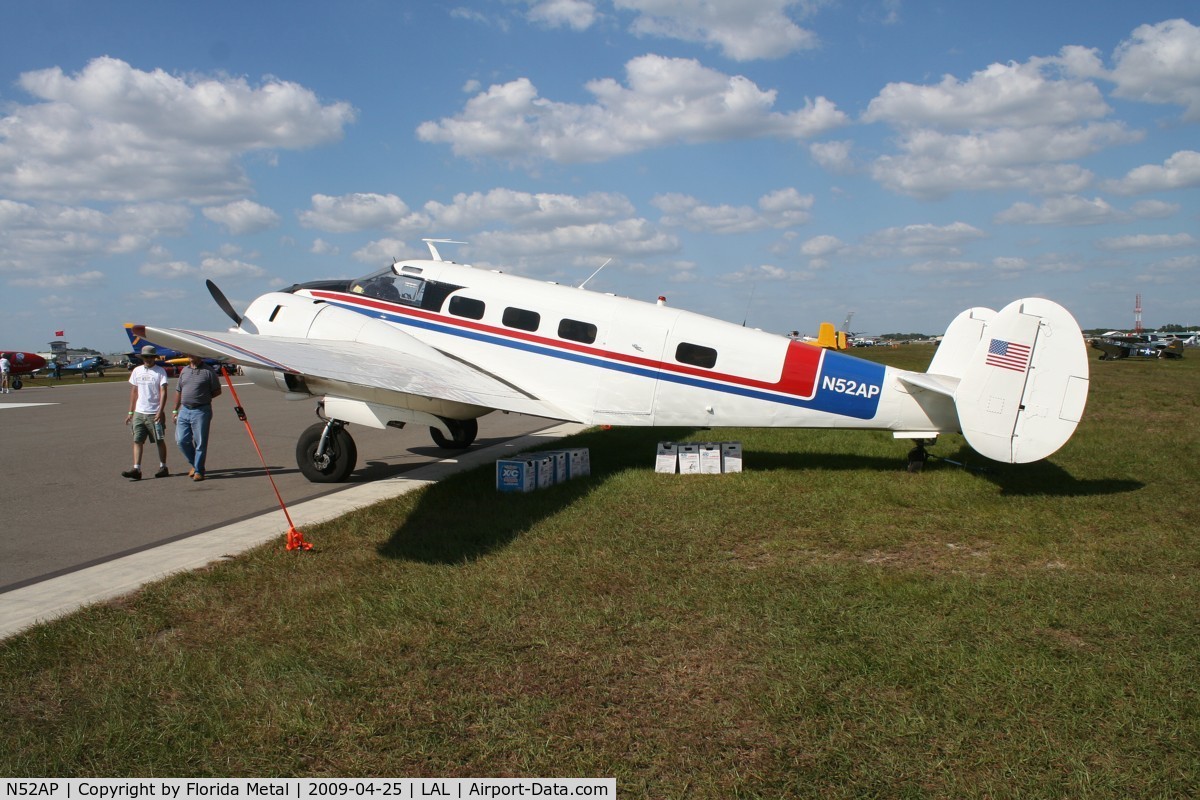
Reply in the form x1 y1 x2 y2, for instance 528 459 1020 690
154 466 170 478
121 468 142 481
192 473 205 482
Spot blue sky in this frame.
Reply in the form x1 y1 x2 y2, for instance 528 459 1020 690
1 0 1197 353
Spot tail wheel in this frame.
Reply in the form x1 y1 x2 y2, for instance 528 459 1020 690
430 417 478 449
296 421 358 483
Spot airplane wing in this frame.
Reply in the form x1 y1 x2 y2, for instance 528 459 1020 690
143 324 575 422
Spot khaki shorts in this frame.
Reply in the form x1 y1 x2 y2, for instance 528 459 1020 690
132 412 163 444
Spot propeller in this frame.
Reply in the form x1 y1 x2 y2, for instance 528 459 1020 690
207 279 242 327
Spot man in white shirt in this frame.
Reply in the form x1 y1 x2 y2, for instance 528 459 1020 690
123 345 170 480
0 353 11 394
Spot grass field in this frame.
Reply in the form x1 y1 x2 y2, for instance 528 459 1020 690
2 346 1197 797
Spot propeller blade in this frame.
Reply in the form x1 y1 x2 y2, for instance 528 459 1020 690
207 279 242 326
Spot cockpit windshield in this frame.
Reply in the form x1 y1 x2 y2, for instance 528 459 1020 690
349 266 426 306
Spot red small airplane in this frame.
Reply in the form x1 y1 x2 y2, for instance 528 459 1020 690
1 351 47 390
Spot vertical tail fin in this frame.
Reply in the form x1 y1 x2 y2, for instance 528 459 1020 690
945 298 1089 463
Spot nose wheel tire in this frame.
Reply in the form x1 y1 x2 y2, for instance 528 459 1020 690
297 421 358 483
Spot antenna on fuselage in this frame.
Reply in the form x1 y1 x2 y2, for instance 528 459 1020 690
579 257 612 289
422 238 466 262
742 283 757 327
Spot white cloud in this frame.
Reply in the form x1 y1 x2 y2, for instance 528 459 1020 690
10 270 105 288
352 238 412 265
1097 233 1196 251
0 56 356 204
800 234 844 257
527 0 598 30
860 46 1151 198
615 0 820 60
139 260 196 279
311 238 339 256
653 188 813 233
199 255 266 280
202 199 281 235
1105 150 1200 195
862 222 987 257
810 140 854 173
1110 19 1200 121
424 188 635 231
869 124 1136 199
416 55 847 163
995 195 1126 226
863 51 1111 130
299 193 425 233
721 263 795 283
473 218 679 260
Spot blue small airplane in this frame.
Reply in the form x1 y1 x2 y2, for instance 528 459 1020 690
51 355 110 378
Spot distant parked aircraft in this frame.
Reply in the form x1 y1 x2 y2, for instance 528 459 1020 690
0 351 47 389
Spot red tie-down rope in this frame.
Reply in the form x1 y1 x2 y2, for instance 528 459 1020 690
219 367 312 551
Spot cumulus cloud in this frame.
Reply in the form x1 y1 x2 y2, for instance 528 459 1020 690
0 56 356 204
416 54 847 163
202 199 281 235
424 189 635 231
615 0 819 60
1097 233 1196 251
653 188 813 233
863 52 1111 129
862 222 987 257
1105 150 1200 194
861 45 1152 198
473 218 679 259
299 193 424 233
994 195 1127 226
0 199 190 274
1110 19 1200 121
527 0 598 30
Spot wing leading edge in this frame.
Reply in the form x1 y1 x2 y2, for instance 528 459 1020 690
142 323 573 422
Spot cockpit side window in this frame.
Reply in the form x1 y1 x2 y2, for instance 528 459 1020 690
350 267 425 307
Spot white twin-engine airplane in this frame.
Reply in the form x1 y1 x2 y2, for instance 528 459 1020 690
143 242 1090 483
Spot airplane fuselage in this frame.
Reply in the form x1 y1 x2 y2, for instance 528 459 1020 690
275 259 956 437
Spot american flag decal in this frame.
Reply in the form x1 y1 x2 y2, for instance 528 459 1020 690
986 338 1031 372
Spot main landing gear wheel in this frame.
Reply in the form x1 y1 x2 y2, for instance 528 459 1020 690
11 378 21 390
296 421 358 483
430 417 478 450
907 440 931 473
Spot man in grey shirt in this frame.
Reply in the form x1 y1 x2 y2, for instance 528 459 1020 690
172 354 223 481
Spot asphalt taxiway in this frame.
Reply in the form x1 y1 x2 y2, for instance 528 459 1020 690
0 377 582 639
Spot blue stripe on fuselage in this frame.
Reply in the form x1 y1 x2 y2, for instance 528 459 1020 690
326 297 886 419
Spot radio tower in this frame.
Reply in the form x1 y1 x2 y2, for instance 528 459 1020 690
1134 294 1143 334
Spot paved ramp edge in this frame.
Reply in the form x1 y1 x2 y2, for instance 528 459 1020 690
0 423 587 641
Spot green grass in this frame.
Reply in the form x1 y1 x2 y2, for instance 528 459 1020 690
3 346 1199 797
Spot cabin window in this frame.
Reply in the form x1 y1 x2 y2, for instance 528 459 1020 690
675 342 717 369
448 296 485 320
503 307 541 332
558 318 597 344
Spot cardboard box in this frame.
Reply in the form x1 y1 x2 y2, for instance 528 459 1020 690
530 454 556 488
496 458 537 492
699 442 723 474
529 450 568 484
562 447 591 479
655 442 679 473
721 442 743 473
678 443 701 474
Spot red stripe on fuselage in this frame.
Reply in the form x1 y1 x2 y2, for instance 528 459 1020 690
310 290 825 400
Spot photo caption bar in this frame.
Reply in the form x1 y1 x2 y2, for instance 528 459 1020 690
2 780 615 800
